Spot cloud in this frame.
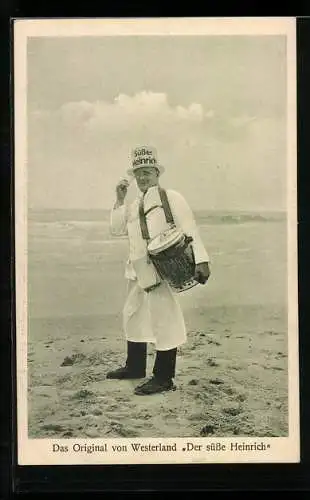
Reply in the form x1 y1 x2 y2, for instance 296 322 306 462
32 91 257 149
28 91 286 210
57 92 209 136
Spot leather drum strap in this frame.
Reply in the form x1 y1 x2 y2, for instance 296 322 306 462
139 187 175 241
139 195 150 241
158 187 175 226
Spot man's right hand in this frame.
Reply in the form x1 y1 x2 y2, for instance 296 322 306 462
116 178 129 205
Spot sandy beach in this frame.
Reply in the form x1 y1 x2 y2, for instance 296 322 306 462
27 210 288 439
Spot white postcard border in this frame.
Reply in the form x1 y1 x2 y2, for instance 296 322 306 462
14 17 299 466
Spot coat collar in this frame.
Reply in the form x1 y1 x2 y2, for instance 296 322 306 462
138 185 160 201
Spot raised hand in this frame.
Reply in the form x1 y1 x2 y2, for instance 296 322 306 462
116 178 129 205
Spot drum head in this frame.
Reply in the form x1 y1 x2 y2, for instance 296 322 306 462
148 228 184 255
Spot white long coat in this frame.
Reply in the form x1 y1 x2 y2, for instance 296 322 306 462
110 186 209 350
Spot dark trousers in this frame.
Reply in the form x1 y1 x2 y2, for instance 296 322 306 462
125 341 147 376
153 348 177 381
126 341 177 381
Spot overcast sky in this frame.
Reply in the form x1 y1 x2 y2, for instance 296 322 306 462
27 35 287 210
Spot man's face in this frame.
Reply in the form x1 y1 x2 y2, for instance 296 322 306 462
134 167 159 193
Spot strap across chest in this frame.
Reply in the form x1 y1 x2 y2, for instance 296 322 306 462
138 187 175 241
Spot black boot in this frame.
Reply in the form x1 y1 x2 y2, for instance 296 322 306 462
107 341 147 379
134 348 177 395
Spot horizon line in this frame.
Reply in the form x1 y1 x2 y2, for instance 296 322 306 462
28 206 287 213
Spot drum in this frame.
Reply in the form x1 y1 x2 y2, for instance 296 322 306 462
147 227 198 293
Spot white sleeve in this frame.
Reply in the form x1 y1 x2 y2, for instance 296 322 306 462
110 203 128 236
167 190 210 264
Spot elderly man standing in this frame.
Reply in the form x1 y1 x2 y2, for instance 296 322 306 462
107 146 210 395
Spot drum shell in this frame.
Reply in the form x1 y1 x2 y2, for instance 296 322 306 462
148 237 198 292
